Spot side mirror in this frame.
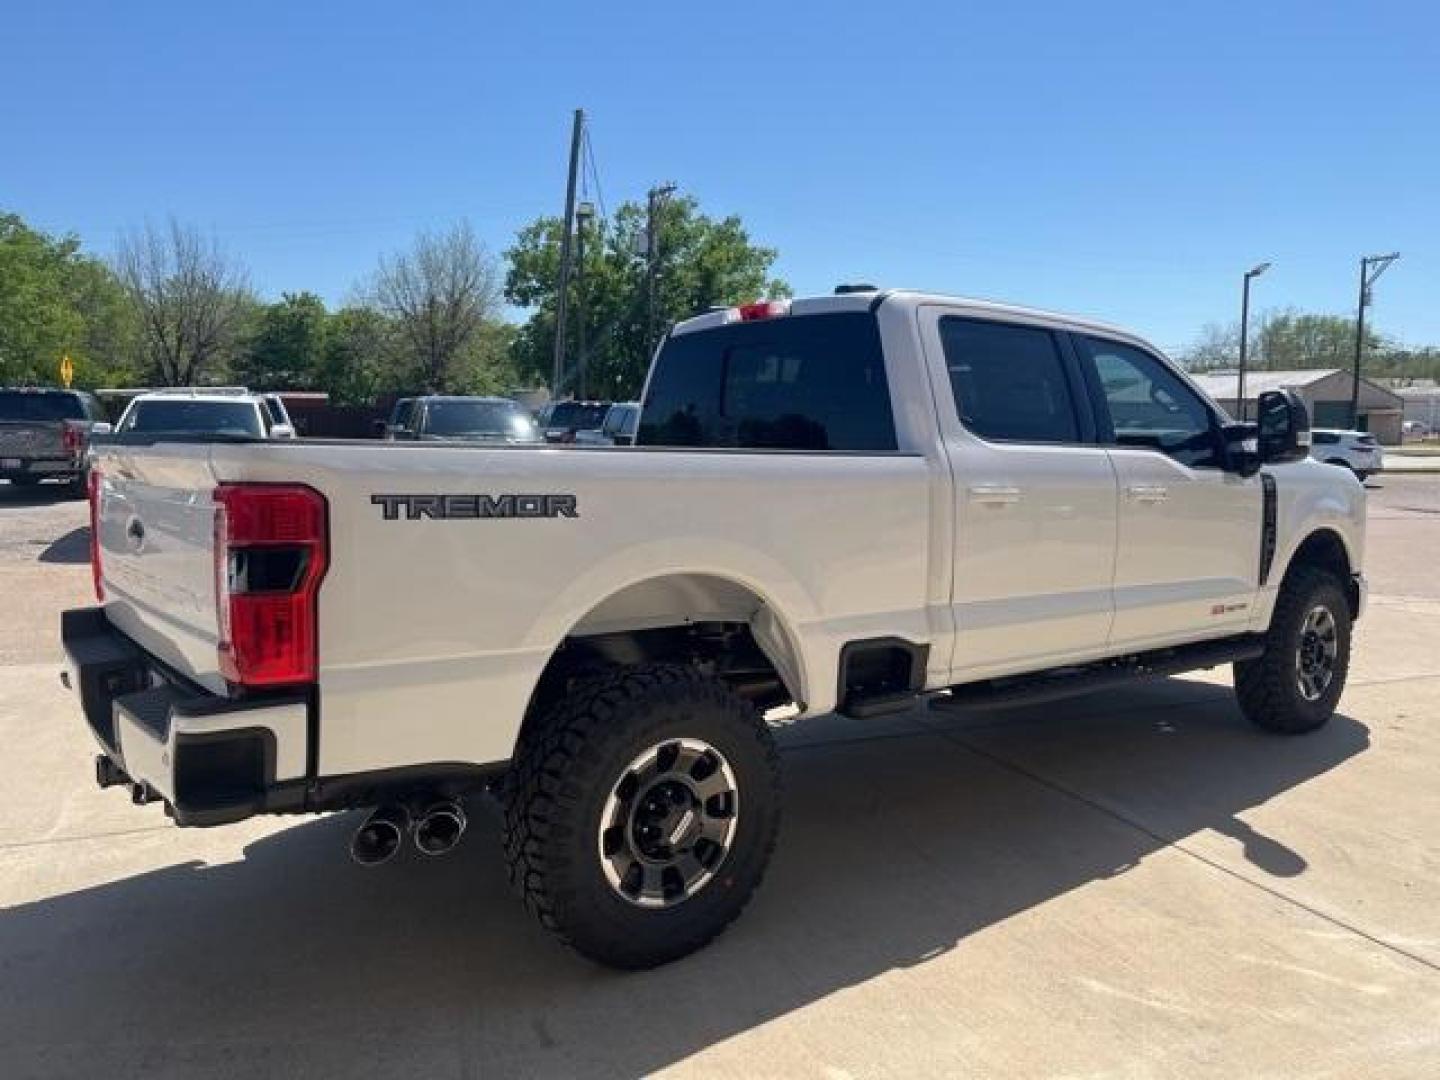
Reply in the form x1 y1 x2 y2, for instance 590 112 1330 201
1220 421 1260 477
89 422 113 437
1256 388 1311 465
269 423 296 439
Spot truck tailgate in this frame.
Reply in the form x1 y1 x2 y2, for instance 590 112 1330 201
93 443 226 693
0 420 65 459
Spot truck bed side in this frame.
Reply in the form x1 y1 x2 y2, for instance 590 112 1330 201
101 439 938 777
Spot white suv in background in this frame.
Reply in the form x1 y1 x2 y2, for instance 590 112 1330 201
115 388 297 439
1310 428 1383 479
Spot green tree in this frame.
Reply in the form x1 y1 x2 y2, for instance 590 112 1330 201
313 306 401 405
1180 308 1392 375
1254 309 1380 371
236 291 329 390
115 217 253 386
1179 322 1239 372
0 211 138 386
363 221 506 393
504 192 789 399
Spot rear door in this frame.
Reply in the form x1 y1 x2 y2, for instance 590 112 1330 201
1074 335 1261 649
919 309 1119 680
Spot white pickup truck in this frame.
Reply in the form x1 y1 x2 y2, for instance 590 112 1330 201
63 289 1365 968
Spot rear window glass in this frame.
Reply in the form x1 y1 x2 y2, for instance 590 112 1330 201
548 402 609 430
638 312 897 452
0 391 86 422
121 400 264 437
422 399 535 437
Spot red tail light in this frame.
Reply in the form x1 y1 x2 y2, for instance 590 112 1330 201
213 484 328 688
63 422 83 457
88 469 104 601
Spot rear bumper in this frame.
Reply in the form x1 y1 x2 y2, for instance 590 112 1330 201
1 458 80 481
61 607 309 826
60 607 504 826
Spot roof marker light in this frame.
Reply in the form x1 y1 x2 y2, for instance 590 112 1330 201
737 299 791 322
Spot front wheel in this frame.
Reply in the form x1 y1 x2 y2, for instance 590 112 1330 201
1234 566 1351 733
502 663 781 969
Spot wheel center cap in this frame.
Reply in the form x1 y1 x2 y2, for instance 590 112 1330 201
665 807 698 847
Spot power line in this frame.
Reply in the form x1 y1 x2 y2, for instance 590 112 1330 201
582 126 608 223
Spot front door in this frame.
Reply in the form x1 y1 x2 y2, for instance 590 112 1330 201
921 309 1120 682
1074 335 1262 650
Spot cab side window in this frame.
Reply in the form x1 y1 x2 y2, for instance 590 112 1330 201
939 317 1080 443
1080 337 1222 468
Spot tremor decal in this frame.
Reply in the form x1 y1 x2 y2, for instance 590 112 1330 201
371 494 579 520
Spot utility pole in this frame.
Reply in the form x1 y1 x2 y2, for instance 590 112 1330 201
551 108 584 398
645 183 676 353
1236 261 1271 420
575 201 594 399
1349 252 1400 429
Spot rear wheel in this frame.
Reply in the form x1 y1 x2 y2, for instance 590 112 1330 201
1234 565 1351 734
502 663 781 969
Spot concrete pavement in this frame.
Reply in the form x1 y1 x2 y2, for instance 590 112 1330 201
1 477 1437 1078
1380 453 1440 473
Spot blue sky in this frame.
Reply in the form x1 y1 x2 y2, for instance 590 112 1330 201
5 0 1437 354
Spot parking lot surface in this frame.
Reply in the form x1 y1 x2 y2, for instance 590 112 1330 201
1 475 1437 1078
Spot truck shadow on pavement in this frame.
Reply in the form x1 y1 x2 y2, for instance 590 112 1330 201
0 678 1368 1078
38 525 90 564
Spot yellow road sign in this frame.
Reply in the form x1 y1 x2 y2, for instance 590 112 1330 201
59 355 75 388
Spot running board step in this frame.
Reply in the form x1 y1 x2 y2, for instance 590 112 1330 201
942 635 1266 711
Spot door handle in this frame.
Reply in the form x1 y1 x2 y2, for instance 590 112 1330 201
1125 484 1169 503
967 484 1022 505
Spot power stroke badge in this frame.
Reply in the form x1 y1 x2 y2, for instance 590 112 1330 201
371 493 579 521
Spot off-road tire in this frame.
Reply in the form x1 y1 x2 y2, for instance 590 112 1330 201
502 663 781 969
1234 565 1351 734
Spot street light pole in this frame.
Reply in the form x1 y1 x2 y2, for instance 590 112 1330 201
1349 252 1400 429
1237 261 1270 420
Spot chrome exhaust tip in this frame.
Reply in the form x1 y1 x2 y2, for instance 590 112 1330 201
350 804 410 867
413 800 467 857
